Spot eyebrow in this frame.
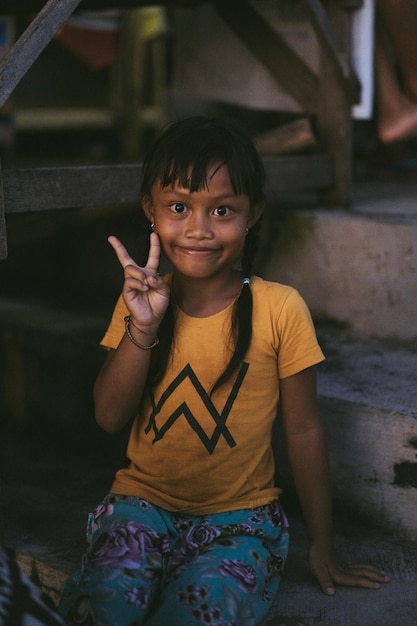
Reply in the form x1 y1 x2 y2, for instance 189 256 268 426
160 188 239 200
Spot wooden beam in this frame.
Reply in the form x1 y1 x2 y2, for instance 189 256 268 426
1 156 332 218
0 0 83 109
2 165 142 214
215 1 319 114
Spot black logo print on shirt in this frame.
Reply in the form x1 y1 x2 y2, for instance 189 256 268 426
145 362 249 454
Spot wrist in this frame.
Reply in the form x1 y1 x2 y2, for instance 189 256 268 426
127 316 160 337
308 533 334 553
124 316 159 350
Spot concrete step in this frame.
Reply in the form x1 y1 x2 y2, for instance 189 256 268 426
260 180 417 341
318 330 417 541
266 511 417 626
274 328 417 542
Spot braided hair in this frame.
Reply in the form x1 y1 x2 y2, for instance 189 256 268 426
140 116 265 393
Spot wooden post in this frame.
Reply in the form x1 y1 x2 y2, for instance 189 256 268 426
116 9 148 160
316 1 355 206
0 162 7 260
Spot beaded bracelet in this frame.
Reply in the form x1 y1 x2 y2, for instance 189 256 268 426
124 316 159 350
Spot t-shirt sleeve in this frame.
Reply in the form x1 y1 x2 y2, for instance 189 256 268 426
276 288 325 379
100 294 130 350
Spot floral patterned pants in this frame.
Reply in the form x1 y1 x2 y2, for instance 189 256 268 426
58 494 289 626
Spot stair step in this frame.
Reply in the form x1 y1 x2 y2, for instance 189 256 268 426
266 514 417 626
319 330 417 540
261 181 417 341
274 329 417 541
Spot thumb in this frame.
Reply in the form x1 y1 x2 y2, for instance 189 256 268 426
310 562 336 596
322 583 335 596
315 569 335 596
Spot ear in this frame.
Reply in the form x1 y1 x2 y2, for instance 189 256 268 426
141 193 154 223
247 203 264 229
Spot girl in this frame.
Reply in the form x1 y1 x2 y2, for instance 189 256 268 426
59 117 389 626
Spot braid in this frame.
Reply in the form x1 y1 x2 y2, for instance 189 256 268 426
211 216 263 394
241 216 262 279
149 297 175 388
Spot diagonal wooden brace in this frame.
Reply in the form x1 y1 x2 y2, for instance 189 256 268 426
216 0 318 114
0 0 83 109
299 0 361 104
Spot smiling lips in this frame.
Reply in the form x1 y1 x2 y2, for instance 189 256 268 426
176 245 220 255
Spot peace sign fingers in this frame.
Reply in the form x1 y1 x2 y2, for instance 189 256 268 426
146 232 162 274
107 234 169 328
108 233 161 277
107 235 139 272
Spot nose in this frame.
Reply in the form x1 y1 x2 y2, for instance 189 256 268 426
185 211 213 239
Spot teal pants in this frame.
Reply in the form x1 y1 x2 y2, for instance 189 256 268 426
59 494 289 626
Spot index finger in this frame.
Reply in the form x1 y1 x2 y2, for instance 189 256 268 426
108 235 137 270
146 232 161 273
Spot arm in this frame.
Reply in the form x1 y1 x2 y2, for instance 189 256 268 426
94 233 170 433
280 366 390 594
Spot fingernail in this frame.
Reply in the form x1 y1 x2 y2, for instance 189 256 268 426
326 587 335 596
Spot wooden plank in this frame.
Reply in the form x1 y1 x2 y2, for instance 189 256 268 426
253 118 319 157
0 0 83 109
2 165 142 213
0 163 8 260
216 1 319 114
2 156 332 217
299 0 361 104
14 108 115 131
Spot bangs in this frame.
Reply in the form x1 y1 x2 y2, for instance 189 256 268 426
141 117 265 205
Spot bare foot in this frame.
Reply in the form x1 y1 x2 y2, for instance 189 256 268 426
378 98 417 143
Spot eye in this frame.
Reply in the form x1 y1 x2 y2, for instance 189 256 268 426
214 205 231 217
170 202 187 214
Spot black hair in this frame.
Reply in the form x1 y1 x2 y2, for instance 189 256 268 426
141 116 265 393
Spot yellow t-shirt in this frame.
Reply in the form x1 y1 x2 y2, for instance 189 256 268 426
100 276 325 514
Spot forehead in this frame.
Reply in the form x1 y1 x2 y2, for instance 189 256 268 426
155 162 239 195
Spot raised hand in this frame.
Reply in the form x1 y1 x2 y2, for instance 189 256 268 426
108 233 170 332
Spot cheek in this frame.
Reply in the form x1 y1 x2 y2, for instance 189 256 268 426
154 224 176 257
227 227 247 247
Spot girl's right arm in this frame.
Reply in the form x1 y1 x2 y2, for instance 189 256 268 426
93 233 170 433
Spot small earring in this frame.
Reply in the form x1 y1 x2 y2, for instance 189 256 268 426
151 223 154 231
245 228 249 236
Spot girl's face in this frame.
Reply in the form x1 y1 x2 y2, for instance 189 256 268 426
142 163 262 281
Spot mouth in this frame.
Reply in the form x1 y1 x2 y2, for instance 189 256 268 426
176 245 220 256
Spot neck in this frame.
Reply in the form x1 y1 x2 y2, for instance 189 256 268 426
172 270 243 317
